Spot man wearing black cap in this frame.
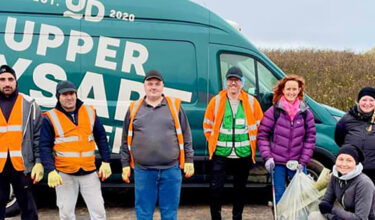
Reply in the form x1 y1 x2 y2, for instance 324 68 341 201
121 70 194 219
39 80 111 220
203 66 263 220
0 64 43 219
335 86 375 183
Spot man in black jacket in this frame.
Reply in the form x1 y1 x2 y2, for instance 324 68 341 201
39 80 111 220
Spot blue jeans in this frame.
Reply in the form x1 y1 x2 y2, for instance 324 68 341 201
134 164 182 220
273 164 306 204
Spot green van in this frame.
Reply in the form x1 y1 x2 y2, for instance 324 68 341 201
0 0 343 215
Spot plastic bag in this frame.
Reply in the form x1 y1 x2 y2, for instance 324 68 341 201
313 167 331 196
277 170 321 220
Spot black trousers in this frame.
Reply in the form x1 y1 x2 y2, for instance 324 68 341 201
209 155 252 220
0 158 38 220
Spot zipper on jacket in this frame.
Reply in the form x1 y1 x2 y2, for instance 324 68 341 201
22 97 34 175
227 97 236 153
228 100 235 152
288 113 295 160
232 117 235 150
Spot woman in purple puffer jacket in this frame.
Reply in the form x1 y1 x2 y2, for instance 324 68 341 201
257 75 316 204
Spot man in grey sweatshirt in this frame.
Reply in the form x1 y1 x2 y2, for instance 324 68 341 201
121 70 194 220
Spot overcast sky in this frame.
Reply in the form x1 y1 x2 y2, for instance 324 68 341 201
191 0 375 53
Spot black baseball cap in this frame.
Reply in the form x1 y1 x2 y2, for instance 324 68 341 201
144 70 163 82
56 80 77 97
0 65 16 79
226 66 243 80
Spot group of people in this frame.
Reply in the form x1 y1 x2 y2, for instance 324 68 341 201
309 87 375 220
0 62 374 220
257 74 375 219
0 64 112 220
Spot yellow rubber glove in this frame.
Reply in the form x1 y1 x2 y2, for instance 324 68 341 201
98 162 112 181
48 170 62 188
184 163 194 178
31 162 44 184
122 166 131 183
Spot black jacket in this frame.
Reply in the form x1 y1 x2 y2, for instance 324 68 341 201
321 164 375 220
335 105 375 169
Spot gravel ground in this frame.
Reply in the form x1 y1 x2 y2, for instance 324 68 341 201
6 187 274 220
6 205 273 220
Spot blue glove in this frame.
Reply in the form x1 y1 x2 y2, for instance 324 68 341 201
319 201 333 214
265 158 275 173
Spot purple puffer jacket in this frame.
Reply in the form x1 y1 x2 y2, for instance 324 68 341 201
257 100 316 166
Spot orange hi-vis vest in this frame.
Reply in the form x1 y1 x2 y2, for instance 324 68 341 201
0 94 24 173
46 105 96 174
203 90 263 163
127 96 186 169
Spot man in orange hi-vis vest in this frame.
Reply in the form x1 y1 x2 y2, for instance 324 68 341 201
0 65 43 220
203 67 263 220
39 80 111 220
121 70 194 220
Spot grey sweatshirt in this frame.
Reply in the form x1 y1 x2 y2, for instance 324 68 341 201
121 97 193 169
321 163 375 220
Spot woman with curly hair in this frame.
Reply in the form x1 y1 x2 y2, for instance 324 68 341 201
257 75 316 204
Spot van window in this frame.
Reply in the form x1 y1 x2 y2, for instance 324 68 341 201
257 62 279 110
257 62 278 94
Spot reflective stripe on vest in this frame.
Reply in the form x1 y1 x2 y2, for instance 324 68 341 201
0 94 24 173
55 151 95 157
127 99 143 169
219 127 248 135
0 125 22 132
166 97 185 166
47 105 96 173
217 140 250 147
248 95 254 113
127 96 186 169
203 118 214 126
0 151 23 158
216 136 257 146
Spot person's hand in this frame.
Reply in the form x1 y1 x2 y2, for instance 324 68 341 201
265 158 275 173
98 162 112 181
319 201 333 214
286 160 299 170
184 163 194 178
31 163 44 184
297 164 304 172
122 166 131 183
48 170 62 188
